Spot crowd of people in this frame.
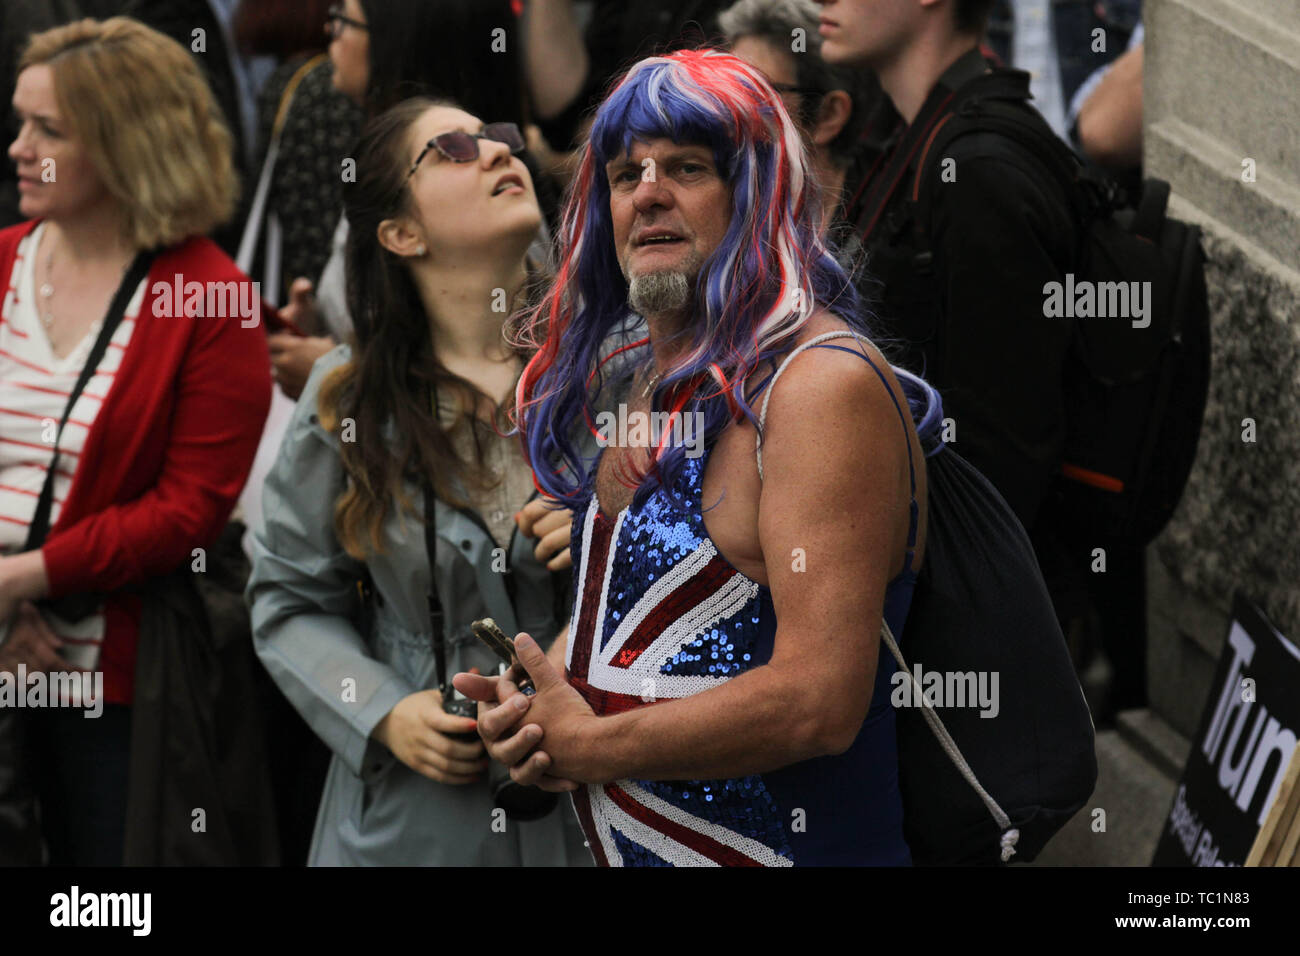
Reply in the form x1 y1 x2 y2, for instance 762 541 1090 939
0 0 1153 866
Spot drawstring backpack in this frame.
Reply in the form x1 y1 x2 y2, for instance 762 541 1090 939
757 331 1098 864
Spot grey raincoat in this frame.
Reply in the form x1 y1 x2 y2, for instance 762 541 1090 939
246 345 591 865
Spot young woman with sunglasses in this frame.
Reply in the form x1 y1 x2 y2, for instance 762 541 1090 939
269 0 551 401
246 97 590 865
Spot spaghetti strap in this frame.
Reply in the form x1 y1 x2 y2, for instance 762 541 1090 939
755 331 920 570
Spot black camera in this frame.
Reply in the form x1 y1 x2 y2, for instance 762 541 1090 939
442 678 558 822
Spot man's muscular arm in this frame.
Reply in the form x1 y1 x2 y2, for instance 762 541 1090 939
469 344 913 785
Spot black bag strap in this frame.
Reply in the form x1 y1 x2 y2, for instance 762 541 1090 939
23 249 156 551
853 49 997 245
420 383 535 691
421 384 449 693
1132 177 1170 242
911 96 1096 235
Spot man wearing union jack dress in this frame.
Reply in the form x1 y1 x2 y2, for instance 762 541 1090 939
454 48 942 866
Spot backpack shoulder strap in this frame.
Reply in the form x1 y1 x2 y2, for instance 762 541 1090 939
755 331 912 486
911 96 1092 231
755 331 918 571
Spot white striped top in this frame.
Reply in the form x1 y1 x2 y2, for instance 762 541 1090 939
0 222 146 669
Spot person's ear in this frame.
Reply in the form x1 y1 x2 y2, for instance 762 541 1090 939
376 217 428 259
810 90 853 149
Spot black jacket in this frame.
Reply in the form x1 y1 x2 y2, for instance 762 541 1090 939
851 49 1077 536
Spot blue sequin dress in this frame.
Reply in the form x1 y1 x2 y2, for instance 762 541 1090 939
563 344 923 866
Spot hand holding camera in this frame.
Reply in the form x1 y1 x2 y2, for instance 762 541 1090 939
371 687 489 786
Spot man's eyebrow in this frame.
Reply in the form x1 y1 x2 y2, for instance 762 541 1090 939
605 148 713 170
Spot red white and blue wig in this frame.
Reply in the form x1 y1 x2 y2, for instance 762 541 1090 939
515 49 937 508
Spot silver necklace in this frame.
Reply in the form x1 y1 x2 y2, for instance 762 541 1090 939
38 245 55 328
38 237 131 330
642 367 663 398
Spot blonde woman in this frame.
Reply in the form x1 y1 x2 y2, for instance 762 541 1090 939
0 18 272 864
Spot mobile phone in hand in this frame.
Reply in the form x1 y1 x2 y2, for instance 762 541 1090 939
470 618 535 695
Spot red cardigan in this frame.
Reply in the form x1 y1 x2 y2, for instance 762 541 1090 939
0 220 274 704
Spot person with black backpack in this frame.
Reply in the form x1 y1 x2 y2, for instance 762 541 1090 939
820 1 1084 619
818 0 1210 718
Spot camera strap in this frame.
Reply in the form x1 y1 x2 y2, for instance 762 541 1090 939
422 382 449 694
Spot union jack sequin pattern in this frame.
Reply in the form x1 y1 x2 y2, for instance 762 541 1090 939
565 455 794 866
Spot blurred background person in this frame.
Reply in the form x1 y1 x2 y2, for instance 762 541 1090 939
718 0 891 255
984 0 1142 146
0 17 273 865
233 0 363 308
1072 22 1144 178
525 0 732 155
247 96 588 866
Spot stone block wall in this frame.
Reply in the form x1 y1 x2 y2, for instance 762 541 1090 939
1144 0 1300 738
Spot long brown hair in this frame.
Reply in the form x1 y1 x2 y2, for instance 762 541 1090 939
317 97 546 560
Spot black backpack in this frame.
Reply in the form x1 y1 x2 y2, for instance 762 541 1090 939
912 90 1211 546
895 439 1099 864
759 332 1099 865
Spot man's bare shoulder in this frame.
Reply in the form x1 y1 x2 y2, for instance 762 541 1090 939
763 312 900 426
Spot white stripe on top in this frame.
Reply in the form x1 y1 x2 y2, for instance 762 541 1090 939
0 223 146 670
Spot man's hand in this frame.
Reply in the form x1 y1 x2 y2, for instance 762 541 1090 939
516 497 573 570
268 332 336 401
0 602 83 674
371 688 491 785
452 632 597 789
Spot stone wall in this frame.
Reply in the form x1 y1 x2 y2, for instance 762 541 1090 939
1144 0 1300 735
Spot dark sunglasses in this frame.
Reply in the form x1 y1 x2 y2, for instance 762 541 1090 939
325 5 368 38
404 123 526 182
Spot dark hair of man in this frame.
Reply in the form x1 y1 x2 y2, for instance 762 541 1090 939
234 0 333 59
953 0 997 35
358 0 527 125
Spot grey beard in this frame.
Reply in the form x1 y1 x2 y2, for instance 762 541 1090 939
628 271 690 316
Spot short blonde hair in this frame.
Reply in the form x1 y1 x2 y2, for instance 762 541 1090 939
18 17 238 249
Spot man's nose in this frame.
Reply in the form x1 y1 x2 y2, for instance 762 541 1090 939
631 171 674 214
